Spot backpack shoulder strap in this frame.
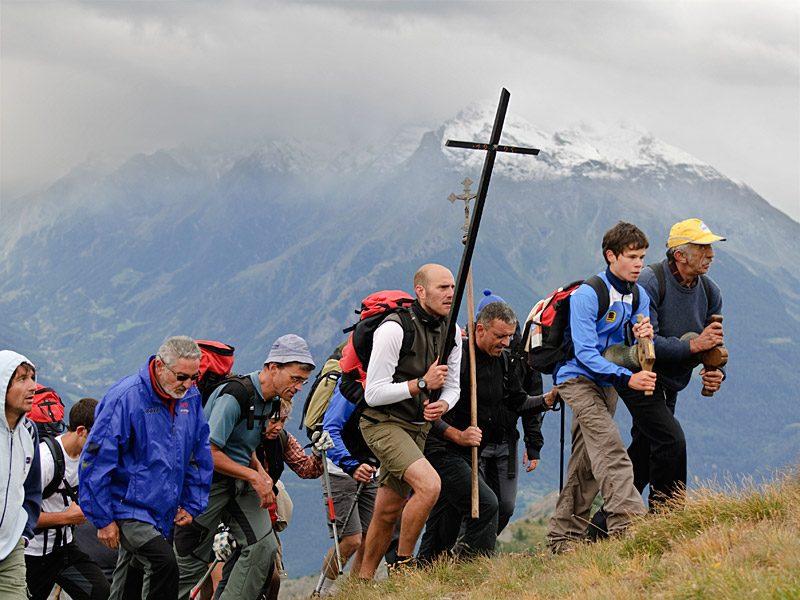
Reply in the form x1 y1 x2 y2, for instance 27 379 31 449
699 273 711 299
219 375 261 430
649 261 667 306
278 429 289 456
397 307 417 358
584 275 610 321
41 436 65 499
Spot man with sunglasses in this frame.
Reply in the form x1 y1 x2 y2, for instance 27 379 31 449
79 336 214 600
175 334 315 600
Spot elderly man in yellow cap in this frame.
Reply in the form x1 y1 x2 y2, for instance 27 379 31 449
588 219 726 536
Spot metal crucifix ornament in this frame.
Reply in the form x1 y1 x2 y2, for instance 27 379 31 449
436 88 540 373
447 178 477 244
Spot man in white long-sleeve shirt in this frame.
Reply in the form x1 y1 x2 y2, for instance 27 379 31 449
357 264 462 578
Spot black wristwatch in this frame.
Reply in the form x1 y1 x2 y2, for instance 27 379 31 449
417 377 427 391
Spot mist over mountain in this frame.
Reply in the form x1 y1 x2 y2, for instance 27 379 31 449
2 105 798 576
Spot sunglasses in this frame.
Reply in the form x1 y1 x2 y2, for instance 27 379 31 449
158 356 201 382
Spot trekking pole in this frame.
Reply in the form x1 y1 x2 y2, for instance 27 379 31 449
559 398 565 491
320 448 343 573
313 480 367 596
190 557 220 599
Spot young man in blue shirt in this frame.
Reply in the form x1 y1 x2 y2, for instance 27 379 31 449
545 222 657 552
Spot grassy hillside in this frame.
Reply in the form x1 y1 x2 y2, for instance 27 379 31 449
322 470 800 599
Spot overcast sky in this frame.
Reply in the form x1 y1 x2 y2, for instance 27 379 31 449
2 0 798 221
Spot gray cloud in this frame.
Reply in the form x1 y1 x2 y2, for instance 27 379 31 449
2 0 797 220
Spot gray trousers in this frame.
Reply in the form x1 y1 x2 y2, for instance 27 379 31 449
175 476 278 600
479 440 518 534
111 520 178 600
546 377 645 547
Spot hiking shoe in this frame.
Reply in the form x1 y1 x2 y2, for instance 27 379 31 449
547 538 580 555
386 555 417 576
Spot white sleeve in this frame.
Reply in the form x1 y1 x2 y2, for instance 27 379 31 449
364 321 413 407
439 325 462 411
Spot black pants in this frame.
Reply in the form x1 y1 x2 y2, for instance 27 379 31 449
417 450 498 562
25 541 110 600
618 383 687 507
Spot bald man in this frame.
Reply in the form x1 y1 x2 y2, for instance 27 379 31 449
357 264 462 578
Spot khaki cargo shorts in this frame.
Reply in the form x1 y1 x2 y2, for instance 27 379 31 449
360 407 431 498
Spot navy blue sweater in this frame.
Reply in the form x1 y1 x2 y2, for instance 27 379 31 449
639 259 723 392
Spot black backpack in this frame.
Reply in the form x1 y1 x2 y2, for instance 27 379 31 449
33 435 80 555
208 375 280 431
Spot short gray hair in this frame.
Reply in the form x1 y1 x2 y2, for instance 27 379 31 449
476 301 517 328
157 336 201 368
667 242 694 262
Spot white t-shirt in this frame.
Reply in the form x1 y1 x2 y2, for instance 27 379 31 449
24 435 79 556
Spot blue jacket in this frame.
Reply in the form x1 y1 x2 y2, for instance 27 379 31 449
555 269 650 387
79 358 213 537
322 384 361 477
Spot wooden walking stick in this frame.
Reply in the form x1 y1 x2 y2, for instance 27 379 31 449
636 314 656 396
448 178 480 518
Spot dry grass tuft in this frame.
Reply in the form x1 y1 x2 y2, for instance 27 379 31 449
331 470 800 600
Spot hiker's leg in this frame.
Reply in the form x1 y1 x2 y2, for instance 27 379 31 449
113 520 178 600
321 471 372 578
620 384 686 509
24 547 61 600
546 379 600 548
417 472 457 563
486 441 518 535
627 417 651 494
175 477 230 600
427 451 498 558
217 481 278 600
397 457 441 557
0 539 28 600
576 383 645 535
359 485 405 578
359 412 432 574
56 541 111 600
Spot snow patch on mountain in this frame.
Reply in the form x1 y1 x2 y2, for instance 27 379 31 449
438 103 719 183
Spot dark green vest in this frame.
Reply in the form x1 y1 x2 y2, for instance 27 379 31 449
377 308 443 423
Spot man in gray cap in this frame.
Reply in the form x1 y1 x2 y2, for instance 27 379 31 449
176 334 315 600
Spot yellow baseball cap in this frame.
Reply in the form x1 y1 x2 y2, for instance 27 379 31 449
666 219 726 248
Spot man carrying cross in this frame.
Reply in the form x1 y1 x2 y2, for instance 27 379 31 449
357 264 463 578
418 299 557 562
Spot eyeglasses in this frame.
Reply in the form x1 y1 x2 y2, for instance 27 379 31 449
289 375 308 387
158 356 201 382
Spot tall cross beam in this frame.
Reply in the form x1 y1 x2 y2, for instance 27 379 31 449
438 88 541 362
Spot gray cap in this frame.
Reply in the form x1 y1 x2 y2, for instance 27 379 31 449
265 334 315 368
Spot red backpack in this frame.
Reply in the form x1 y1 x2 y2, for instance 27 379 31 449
338 290 416 383
195 340 236 404
27 384 66 439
